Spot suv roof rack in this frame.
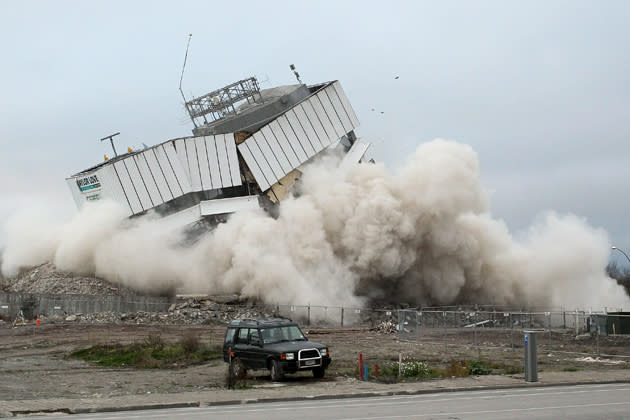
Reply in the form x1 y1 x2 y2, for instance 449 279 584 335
227 317 295 327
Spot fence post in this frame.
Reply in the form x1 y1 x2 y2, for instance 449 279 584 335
575 311 579 335
473 316 477 348
341 307 344 327
443 312 447 352
547 312 552 349
510 313 514 350
596 324 600 358
563 310 566 329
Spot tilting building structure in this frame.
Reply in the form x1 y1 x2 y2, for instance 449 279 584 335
66 77 369 227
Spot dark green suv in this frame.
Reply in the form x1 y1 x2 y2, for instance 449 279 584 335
223 318 331 381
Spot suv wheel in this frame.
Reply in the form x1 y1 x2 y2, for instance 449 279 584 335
231 357 247 379
270 359 283 381
312 366 325 378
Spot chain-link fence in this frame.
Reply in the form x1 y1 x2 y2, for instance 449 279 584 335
273 304 397 328
0 292 174 321
3 291 630 362
396 308 630 359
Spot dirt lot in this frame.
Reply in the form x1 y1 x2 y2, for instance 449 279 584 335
1 322 629 401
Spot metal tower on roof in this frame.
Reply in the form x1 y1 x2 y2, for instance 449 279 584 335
184 77 263 128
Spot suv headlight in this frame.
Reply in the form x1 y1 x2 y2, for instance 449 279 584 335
285 353 295 360
319 348 328 356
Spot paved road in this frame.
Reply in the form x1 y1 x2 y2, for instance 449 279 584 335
31 383 630 419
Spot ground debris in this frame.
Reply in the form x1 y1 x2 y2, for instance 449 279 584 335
59 298 277 326
373 320 397 334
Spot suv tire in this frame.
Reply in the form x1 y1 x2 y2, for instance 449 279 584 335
270 359 283 381
231 357 247 379
312 366 325 378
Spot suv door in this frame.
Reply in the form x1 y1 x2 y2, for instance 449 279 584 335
248 328 267 369
233 328 250 366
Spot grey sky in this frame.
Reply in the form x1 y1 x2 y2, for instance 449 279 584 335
1 1 629 264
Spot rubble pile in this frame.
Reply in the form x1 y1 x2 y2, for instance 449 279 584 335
48 298 278 326
3 263 139 295
373 320 397 334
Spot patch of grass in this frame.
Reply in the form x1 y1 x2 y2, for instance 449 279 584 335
467 360 491 375
562 367 581 372
503 364 524 374
71 335 222 369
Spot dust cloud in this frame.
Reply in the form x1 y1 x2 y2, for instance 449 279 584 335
2 139 627 310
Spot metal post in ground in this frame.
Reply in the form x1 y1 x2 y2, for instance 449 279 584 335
359 353 363 380
524 331 538 382
563 310 566 329
509 313 514 350
443 312 447 352
307 304 311 326
547 312 552 350
596 325 600 358
341 307 344 327
575 311 579 335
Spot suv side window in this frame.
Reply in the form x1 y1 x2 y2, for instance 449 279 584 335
224 327 237 346
236 328 249 344
250 329 262 345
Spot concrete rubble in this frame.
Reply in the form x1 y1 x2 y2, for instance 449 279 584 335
373 320 397 334
36 297 276 325
2 262 138 296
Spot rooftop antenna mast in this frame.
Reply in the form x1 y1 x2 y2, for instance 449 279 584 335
289 64 302 84
100 132 120 157
179 33 193 103
179 33 198 127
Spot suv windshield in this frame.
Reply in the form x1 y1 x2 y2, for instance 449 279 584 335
261 325 306 344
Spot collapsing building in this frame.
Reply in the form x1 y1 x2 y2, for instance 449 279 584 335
66 77 370 227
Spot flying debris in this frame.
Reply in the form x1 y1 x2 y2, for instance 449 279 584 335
394 76 399 79
66 76 371 231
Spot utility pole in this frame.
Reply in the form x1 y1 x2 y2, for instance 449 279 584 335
100 132 120 157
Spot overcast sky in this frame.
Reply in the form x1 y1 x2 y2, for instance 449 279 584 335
1 1 629 264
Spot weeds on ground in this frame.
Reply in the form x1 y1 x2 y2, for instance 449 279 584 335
179 332 201 353
375 358 494 382
71 334 221 368
143 335 165 351
467 359 491 375
381 361 432 378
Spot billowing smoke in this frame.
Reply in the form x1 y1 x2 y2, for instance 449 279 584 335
2 139 627 310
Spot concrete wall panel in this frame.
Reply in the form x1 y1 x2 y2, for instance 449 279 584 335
135 153 163 205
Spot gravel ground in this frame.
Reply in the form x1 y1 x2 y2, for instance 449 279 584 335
1 322 629 402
